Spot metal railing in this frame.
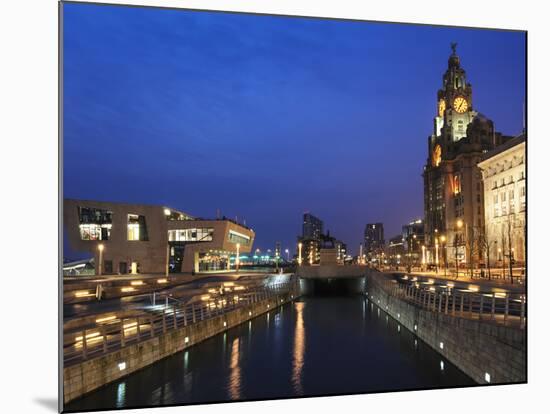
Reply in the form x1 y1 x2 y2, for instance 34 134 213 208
63 279 298 365
370 276 526 329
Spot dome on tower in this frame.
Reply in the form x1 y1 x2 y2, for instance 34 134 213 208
448 42 460 68
448 53 460 68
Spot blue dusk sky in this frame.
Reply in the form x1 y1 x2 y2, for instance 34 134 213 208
62 2 526 257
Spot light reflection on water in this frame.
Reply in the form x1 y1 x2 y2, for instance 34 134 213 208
115 382 125 408
228 338 241 400
65 296 475 412
292 302 305 395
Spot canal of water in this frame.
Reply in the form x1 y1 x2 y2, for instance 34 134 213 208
65 294 475 412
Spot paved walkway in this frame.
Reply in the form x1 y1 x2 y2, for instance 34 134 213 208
382 269 526 292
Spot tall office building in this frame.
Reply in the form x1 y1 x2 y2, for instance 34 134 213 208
302 213 324 240
364 223 385 256
402 219 425 264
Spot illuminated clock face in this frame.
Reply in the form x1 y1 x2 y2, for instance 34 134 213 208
438 99 446 117
453 96 468 113
432 144 442 167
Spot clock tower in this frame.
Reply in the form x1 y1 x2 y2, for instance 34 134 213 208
431 42 477 162
423 43 510 268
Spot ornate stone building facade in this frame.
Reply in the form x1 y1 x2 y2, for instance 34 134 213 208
423 44 511 267
478 135 526 265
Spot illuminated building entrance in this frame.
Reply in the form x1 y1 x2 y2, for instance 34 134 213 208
198 251 230 272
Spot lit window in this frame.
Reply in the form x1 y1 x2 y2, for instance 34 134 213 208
128 214 148 241
168 228 214 242
78 207 112 240
228 230 251 245
453 175 461 195
79 223 112 240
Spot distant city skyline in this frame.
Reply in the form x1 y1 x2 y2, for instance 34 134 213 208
63 3 525 258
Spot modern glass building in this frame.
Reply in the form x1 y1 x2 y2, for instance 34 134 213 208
64 199 255 275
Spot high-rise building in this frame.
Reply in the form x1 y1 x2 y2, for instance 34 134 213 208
402 219 425 265
364 223 384 256
423 44 512 266
302 213 324 240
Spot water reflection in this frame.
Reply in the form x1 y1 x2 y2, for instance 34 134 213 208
65 296 475 412
228 338 241 400
292 302 305 395
116 382 126 408
183 351 189 370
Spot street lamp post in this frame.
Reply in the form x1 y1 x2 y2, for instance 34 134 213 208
235 243 240 273
435 239 439 274
165 243 171 276
421 245 426 271
413 234 417 270
97 244 104 276
440 235 447 277
455 219 463 280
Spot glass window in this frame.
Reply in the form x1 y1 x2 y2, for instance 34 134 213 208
78 206 113 240
128 214 149 241
79 223 112 240
228 230 251 245
78 206 113 224
168 228 214 242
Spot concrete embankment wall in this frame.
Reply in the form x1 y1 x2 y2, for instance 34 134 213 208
63 292 294 405
366 275 526 385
